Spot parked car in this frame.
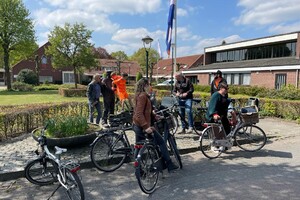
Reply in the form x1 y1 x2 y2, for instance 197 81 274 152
157 79 174 86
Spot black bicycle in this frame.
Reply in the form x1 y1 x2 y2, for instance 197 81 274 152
90 111 135 172
134 116 182 194
24 125 85 200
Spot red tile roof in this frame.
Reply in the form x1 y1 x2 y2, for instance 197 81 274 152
153 54 203 78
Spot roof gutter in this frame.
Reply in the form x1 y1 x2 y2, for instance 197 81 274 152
182 65 300 74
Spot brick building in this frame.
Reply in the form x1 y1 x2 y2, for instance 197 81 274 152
183 31 300 89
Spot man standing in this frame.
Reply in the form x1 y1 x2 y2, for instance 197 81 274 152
101 70 115 127
210 70 227 96
173 72 194 134
87 74 102 125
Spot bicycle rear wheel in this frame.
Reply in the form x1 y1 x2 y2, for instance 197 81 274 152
168 135 182 169
135 144 159 194
200 126 222 159
234 124 267 152
24 158 57 186
90 132 128 172
64 169 85 200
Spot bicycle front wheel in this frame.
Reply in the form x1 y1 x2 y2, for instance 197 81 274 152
90 133 128 172
200 126 222 159
64 169 85 200
234 124 267 152
135 144 159 194
168 135 182 169
24 158 57 186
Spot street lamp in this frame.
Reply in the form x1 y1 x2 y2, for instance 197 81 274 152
142 35 153 79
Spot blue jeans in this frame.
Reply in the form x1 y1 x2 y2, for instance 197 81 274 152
178 98 193 129
89 101 102 124
132 124 171 163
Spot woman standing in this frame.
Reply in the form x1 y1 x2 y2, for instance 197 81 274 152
132 78 178 172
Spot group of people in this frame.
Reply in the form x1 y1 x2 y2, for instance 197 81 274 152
86 70 132 128
87 69 233 172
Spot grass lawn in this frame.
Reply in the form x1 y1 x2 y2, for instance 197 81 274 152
0 90 86 105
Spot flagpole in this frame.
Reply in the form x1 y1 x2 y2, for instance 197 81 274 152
174 0 177 76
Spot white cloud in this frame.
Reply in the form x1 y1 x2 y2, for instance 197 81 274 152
177 8 188 17
269 22 300 34
42 0 161 14
235 0 300 26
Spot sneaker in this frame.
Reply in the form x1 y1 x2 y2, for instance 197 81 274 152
186 127 193 134
211 146 223 152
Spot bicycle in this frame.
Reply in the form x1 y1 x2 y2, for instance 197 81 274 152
199 103 267 159
90 111 135 172
159 95 207 135
24 125 85 200
134 115 182 194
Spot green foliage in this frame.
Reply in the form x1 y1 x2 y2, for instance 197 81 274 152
58 88 87 97
16 69 38 85
260 100 276 116
45 116 89 138
46 22 96 88
136 71 143 82
12 81 33 91
111 51 128 61
0 0 36 90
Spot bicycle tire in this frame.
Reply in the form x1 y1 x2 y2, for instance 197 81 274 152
24 158 58 186
168 135 182 169
200 126 222 159
135 144 159 194
90 132 128 172
64 168 85 200
234 124 267 152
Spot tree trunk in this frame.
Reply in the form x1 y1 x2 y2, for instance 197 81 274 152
3 47 11 90
74 67 78 89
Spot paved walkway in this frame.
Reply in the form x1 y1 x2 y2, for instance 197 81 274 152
0 117 299 181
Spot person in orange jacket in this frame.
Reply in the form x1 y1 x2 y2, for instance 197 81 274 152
111 72 133 111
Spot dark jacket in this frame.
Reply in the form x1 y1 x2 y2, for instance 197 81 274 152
173 77 194 100
87 82 101 103
206 92 230 122
102 76 115 99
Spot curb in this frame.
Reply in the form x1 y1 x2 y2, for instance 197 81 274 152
0 146 199 182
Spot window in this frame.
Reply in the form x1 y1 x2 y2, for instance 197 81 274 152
39 76 53 83
41 55 47 64
233 74 240 85
225 74 232 84
241 74 250 85
63 72 75 84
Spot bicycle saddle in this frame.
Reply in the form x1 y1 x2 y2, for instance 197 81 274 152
54 146 67 155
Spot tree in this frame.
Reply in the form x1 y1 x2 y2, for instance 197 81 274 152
130 48 159 82
16 68 38 85
111 51 128 74
46 23 96 88
0 0 36 90
92 47 112 59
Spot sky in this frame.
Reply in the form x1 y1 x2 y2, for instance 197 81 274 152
23 0 300 58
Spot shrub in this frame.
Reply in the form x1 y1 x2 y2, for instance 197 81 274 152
45 116 89 138
58 87 87 97
12 81 34 91
136 72 143 82
16 69 38 85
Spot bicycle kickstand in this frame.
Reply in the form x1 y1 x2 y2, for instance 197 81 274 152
47 184 62 200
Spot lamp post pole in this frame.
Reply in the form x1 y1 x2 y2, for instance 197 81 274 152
142 35 153 79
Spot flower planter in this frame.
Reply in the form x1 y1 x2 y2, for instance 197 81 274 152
31 125 99 148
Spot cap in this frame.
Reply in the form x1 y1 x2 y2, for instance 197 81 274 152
216 70 222 75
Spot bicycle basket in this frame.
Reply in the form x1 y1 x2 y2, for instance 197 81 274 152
154 116 175 134
240 106 259 124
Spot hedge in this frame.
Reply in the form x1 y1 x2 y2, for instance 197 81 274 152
0 102 89 141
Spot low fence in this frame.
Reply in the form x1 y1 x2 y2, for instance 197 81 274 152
0 102 89 141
